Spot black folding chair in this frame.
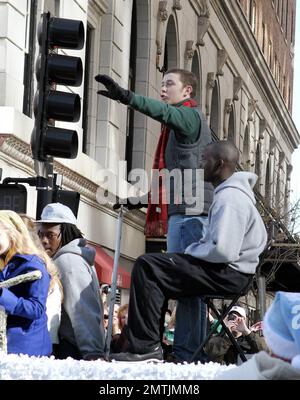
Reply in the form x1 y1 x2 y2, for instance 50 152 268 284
189 277 254 363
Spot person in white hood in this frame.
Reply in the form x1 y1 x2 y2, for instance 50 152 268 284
216 292 300 380
37 203 105 361
110 141 267 363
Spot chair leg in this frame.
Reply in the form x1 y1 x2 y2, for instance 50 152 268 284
189 293 248 364
210 300 247 363
189 298 230 363
218 320 247 362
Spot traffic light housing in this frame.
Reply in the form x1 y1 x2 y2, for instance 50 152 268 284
0 184 27 213
31 13 85 162
54 190 80 217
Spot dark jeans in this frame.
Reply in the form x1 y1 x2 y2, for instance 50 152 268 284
126 252 252 354
167 214 208 361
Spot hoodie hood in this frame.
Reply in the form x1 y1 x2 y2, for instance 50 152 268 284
185 170 267 274
53 238 95 266
215 172 257 204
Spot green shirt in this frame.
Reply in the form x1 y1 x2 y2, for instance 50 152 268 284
130 94 201 144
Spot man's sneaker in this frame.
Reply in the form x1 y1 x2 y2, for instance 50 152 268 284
109 345 163 363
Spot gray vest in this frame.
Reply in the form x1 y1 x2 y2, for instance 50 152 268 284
164 109 214 216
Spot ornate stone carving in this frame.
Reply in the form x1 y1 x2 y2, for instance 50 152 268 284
248 98 258 122
196 15 210 46
0 134 33 168
224 98 232 114
207 72 216 89
217 49 228 76
259 118 267 140
156 1 169 71
200 0 210 16
173 0 182 10
223 99 233 139
185 40 195 59
287 164 293 180
206 72 215 121
158 0 168 21
278 151 285 167
233 76 243 101
184 40 195 70
190 0 210 17
269 136 276 156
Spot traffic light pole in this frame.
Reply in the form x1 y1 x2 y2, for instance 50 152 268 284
35 159 53 220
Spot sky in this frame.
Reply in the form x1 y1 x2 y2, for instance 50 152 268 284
290 0 300 202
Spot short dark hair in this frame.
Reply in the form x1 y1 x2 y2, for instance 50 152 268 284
165 68 197 98
207 141 239 166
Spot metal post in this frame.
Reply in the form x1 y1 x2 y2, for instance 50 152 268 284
258 275 266 320
35 159 53 219
105 206 124 355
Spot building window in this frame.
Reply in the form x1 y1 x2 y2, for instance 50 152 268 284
285 1 289 40
276 0 280 15
280 0 284 26
262 23 266 54
283 75 286 102
288 86 292 110
291 11 295 45
268 40 272 68
278 65 281 90
274 54 278 81
23 0 38 117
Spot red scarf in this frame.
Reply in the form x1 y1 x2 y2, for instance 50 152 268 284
145 98 198 237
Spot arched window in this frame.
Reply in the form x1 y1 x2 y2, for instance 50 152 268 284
227 107 235 144
276 172 281 207
191 53 201 107
242 125 250 170
210 83 220 137
254 143 261 191
265 158 271 205
125 0 151 173
163 16 178 71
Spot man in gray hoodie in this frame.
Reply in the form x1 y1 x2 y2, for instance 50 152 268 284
37 203 106 360
110 141 267 362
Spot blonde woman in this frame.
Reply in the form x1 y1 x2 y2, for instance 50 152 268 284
0 210 52 356
20 214 63 353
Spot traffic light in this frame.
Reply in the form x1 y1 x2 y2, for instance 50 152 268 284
0 184 27 213
31 13 84 162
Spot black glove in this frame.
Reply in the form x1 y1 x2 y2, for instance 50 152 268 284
113 196 148 211
95 74 133 105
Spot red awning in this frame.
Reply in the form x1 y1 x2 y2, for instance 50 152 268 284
88 243 131 289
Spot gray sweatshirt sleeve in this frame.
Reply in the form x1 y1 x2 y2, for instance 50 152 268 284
185 204 247 263
55 253 105 359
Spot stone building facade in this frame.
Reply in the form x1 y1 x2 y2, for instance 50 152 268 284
0 0 299 308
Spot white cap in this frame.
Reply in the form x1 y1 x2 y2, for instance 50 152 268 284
229 306 246 319
37 203 77 225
